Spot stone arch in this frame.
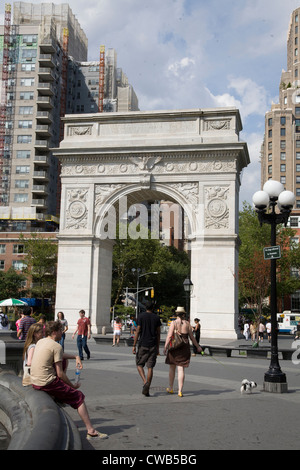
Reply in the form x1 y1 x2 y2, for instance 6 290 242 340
54 108 249 338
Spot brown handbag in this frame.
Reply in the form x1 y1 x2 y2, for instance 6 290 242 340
169 320 184 351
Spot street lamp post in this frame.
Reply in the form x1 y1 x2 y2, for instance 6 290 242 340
252 180 295 393
183 277 193 320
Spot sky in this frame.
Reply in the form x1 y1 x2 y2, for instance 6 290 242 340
2 0 300 206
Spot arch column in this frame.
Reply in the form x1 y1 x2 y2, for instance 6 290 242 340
55 235 114 333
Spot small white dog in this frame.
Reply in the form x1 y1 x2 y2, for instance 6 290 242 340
240 379 257 394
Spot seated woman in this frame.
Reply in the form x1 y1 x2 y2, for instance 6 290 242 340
22 323 45 386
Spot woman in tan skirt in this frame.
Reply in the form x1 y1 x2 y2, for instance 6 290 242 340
164 307 202 397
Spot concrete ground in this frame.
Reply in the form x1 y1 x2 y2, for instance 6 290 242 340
63 333 300 452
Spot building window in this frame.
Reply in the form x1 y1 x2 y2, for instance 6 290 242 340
280 164 286 172
268 118 273 126
14 194 28 203
281 176 286 184
281 117 286 125
297 164 300 172
297 189 300 197
0 261 4 271
280 141 286 149
20 92 34 100
0 245 6 254
17 135 32 144
268 142 272 150
268 154 272 161
15 180 29 189
19 106 33 115
16 150 31 159
281 152 286 160
291 217 299 227
16 166 30 174
268 129 272 138
12 260 26 271
281 128 286 136
18 120 32 129
268 165 272 175
13 244 25 254
20 78 35 87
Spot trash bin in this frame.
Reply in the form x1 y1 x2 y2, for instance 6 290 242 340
102 326 106 335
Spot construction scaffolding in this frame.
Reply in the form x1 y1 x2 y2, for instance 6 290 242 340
99 45 105 112
0 3 11 206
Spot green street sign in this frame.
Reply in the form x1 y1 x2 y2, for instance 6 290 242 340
263 246 281 260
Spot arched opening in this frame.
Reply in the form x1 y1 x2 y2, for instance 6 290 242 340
94 185 196 326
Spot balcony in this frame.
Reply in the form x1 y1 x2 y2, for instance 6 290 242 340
36 111 52 123
36 124 52 136
36 96 53 109
33 171 49 181
39 54 55 68
33 155 50 166
39 38 56 53
34 140 49 150
37 82 54 96
31 198 47 208
32 184 48 195
38 67 55 81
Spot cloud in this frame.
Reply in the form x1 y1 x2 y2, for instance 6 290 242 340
206 77 269 121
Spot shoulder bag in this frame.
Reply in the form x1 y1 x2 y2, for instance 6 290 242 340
169 320 184 351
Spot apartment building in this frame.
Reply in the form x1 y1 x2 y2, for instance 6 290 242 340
0 2 139 236
261 7 300 310
262 8 300 209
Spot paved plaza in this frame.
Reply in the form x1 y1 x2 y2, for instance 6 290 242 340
63 334 300 452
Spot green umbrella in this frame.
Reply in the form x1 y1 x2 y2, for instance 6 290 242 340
0 298 28 307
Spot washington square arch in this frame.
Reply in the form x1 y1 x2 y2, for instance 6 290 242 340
53 108 249 339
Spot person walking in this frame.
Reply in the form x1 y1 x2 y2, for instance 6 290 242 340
30 320 108 440
17 307 36 340
132 302 161 397
243 321 250 341
57 311 68 351
259 322 266 342
0 308 9 331
72 310 91 360
112 317 122 346
164 307 202 397
191 318 201 356
266 320 271 342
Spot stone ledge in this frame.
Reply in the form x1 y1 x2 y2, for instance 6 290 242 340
0 370 82 450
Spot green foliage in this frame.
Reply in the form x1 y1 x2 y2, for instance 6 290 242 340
112 224 190 308
0 267 26 300
239 202 300 312
20 233 58 311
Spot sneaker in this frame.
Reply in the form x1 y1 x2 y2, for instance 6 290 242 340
166 388 174 394
87 431 108 440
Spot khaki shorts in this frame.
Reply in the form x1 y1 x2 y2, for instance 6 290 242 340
136 345 158 368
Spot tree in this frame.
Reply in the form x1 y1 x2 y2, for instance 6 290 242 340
0 268 26 300
112 224 190 310
20 234 58 312
238 203 300 328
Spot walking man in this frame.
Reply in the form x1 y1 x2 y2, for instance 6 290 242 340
72 309 91 360
132 302 161 396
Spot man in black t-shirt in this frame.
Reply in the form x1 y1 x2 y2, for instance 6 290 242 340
132 302 161 397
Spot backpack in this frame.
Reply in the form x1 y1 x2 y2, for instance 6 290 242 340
0 314 8 327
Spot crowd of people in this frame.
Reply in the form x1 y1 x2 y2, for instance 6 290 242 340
239 316 272 343
2 303 203 442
